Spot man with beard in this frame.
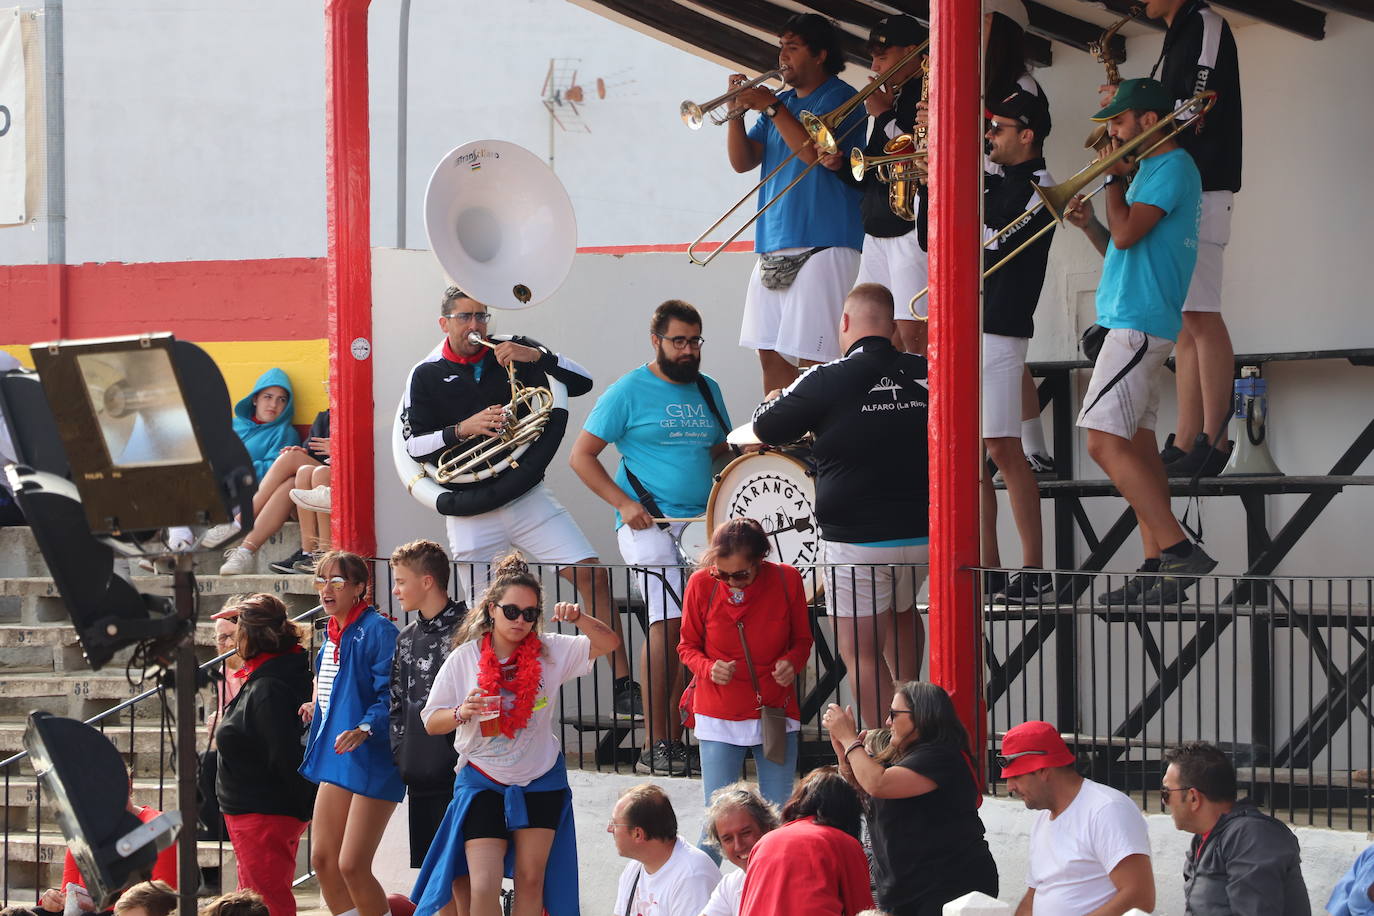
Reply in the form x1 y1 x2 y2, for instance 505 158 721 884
571 300 732 776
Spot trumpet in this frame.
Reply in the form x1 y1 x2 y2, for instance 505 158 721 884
688 41 928 267
906 90 1218 319
681 69 785 129
433 332 556 484
849 136 927 221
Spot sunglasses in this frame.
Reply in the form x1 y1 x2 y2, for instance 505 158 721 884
996 748 1048 769
888 708 913 719
1159 784 1196 808
314 576 351 589
498 604 541 623
711 566 755 584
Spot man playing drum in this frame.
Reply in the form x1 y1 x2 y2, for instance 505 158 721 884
400 285 640 718
570 300 732 777
752 283 929 729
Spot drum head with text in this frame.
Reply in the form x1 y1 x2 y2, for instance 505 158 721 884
706 451 822 599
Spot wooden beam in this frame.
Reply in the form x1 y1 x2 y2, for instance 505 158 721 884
1074 0 1165 31
879 0 1054 66
1211 0 1325 38
688 0 872 67
1025 1 1128 57
578 0 780 73
1296 0 1374 24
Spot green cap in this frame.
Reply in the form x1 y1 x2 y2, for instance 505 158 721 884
1091 78 1174 121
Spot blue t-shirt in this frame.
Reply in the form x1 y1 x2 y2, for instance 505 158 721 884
747 75 865 253
1095 148 1202 342
1329 844 1374 916
582 366 730 527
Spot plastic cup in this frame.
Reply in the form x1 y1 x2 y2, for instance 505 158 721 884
476 694 501 738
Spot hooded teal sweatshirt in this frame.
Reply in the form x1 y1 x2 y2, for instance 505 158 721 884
232 367 299 478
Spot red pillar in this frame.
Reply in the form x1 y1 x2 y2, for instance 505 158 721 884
927 0 987 783
324 0 376 558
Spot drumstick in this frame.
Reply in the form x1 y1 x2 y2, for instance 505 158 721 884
652 516 706 523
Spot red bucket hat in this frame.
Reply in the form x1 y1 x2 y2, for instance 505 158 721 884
999 721 1076 777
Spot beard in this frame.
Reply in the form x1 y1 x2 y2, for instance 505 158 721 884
657 348 701 383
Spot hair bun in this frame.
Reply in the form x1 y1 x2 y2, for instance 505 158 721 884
492 551 532 577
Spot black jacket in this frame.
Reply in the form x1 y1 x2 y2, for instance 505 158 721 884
305 410 330 464
984 157 1055 339
752 336 929 543
836 85 923 240
1182 800 1309 915
389 599 466 791
214 650 318 821
1152 0 1242 193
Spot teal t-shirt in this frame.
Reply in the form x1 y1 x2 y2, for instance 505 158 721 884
1095 148 1202 342
747 75 865 253
582 366 730 528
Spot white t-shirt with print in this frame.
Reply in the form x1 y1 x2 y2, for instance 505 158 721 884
421 631 592 786
1027 778 1152 916
613 837 722 916
699 868 743 916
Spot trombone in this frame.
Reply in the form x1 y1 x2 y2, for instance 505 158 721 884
681 69 785 130
906 90 1217 319
687 41 929 267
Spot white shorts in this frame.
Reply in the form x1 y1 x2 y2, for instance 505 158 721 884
740 246 861 363
1183 190 1232 314
617 522 687 625
823 540 929 618
855 232 929 321
1076 328 1175 440
445 482 596 603
982 333 1029 439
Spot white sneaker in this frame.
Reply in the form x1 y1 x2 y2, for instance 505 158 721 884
200 519 242 549
166 526 196 552
219 546 256 576
289 485 332 513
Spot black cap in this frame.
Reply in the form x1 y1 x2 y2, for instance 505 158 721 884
986 87 1052 141
867 15 923 51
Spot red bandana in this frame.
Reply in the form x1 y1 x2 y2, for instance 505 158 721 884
327 601 368 664
234 644 305 680
476 632 542 738
442 337 485 366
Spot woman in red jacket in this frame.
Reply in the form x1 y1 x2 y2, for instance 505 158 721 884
678 518 813 829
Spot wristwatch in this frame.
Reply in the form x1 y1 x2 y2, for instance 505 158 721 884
763 102 779 119
356 722 372 734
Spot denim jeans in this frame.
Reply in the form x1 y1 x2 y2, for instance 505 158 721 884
697 732 799 862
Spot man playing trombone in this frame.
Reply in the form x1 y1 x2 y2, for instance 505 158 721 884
1064 79 1218 603
723 13 865 393
819 15 928 356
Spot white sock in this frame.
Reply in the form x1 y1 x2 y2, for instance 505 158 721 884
1021 418 1048 457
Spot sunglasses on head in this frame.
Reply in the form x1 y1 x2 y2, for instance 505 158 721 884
995 748 1048 769
497 604 541 623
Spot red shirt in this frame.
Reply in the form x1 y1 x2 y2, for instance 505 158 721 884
677 561 812 721
740 817 874 916
61 804 178 891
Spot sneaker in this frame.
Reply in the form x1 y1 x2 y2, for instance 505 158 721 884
635 739 683 776
200 520 242 549
1098 571 1157 606
219 546 256 576
1025 453 1057 477
1166 434 1233 478
999 569 1055 604
983 570 1009 597
269 549 309 575
290 485 332 512
1159 433 1186 466
613 680 644 720
1139 577 1192 605
293 553 320 574
668 739 699 777
1149 544 1218 600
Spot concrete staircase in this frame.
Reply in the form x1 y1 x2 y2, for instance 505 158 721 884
0 523 321 902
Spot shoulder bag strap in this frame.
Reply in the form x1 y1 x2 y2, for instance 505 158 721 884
736 619 765 707
695 377 739 456
622 866 642 916
620 461 670 531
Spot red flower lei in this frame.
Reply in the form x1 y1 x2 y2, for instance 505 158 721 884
477 632 543 738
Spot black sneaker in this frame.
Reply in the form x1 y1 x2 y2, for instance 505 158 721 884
1159 433 1186 466
269 549 309 575
999 570 1055 604
668 739 699 777
1139 577 1192 605
1152 545 1218 599
613 680 644 720
1166 434 1233 478
1025 453 1057 478
983 570 1009 598
635 739 683 776
1098 571 1157 606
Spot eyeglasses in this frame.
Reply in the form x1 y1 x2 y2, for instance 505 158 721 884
887 708 913 719
986 120 1021 134
499 604 541 623
711 567 755 583
996 748 1048 769
214 635 237 646
314 576 350 589
656 334 706 350
445 311 491 324
1159 784 1195 806
606 821 632 831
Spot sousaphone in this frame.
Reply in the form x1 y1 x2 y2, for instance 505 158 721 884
393 140 579 517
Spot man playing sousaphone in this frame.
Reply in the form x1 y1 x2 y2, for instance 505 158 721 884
722 13 865 393
819 15 929 356
399 286 641 718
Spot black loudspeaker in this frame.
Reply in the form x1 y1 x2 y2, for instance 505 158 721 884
23 712 181 908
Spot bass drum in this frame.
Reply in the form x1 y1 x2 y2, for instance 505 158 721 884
705 449 823 600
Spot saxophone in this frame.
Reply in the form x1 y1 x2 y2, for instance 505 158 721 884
1084 5 1143 154
884 56 930 221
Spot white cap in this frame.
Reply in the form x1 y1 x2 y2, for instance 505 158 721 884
985 0 1030 29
